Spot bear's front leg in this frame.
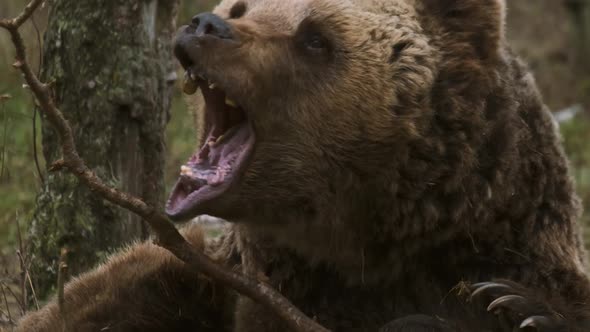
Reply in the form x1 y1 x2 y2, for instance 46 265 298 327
16 224 238 332
379 315 455 332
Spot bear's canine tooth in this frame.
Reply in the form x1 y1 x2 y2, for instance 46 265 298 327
215 133 228 145
225 98 237 107
208 81 217 89
180 165 193 176
214 125 240 146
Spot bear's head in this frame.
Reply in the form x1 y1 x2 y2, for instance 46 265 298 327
167 0 553 273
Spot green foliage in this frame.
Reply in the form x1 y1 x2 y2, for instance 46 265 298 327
0 0 215 249
0 0 47 248
178 0 218 23
561 115 590 226
0 71 43 248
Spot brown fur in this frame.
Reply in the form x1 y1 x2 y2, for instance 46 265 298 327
18 0 590 331
16 225 236 332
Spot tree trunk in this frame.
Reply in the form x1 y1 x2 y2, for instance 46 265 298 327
29 0 179 299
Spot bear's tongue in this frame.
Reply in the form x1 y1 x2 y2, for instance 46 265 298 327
165 77 254 220
182 121 251 187
189 82 247 185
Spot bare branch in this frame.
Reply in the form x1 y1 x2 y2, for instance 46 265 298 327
0 0 44 29
0 4 330 332
48 159 65 172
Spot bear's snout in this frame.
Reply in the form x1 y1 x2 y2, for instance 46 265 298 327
191 12 234 40
174 13 237 70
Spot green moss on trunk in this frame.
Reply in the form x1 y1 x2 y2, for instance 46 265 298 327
29 0 179 298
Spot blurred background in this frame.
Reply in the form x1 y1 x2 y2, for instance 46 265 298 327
0 0 589 326
0 0 220 251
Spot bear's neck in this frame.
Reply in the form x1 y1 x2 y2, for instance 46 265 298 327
235 214 527 288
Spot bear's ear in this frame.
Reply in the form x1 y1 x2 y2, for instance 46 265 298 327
418 0 506 61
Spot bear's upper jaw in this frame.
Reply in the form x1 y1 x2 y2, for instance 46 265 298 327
165 71 255 221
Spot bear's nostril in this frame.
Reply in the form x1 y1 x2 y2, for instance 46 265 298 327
191 16 200 27
190 12 234 40
204 23 214 35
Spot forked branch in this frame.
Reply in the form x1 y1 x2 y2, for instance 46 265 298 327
0 1 330 331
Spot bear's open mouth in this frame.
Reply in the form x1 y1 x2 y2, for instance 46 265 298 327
165 69 255 220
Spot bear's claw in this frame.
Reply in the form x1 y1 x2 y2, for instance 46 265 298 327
520 316 555 330
470 282 512 299
469 281 567 332
487 294 527 313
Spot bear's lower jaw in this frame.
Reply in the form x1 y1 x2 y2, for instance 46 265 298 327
166 74 255 221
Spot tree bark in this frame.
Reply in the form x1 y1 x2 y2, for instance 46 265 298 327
29 0 178 298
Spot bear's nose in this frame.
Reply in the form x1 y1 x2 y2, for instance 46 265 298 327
191 13 233 40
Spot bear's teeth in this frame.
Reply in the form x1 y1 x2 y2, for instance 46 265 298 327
209 81 217 89
225 98 237 107
214 126 240 146
180 165 194 176
189 71 196 81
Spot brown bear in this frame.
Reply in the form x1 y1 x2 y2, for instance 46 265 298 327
17 0 590 331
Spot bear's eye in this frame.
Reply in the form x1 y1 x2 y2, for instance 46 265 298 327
295 19 332 59
305 35 328 51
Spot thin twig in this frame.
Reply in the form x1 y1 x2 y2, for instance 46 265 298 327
31 13 43 77
0 0 45 29
1 284 13 324
0 307 9 325
14 215 27 313
0 99 8 180
16 251 39 311
57 247 68 316
31 9 45 185
48 158 65 172
32 104 44 184
0 2 329 331
57 247 69 332
0 281 24 317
